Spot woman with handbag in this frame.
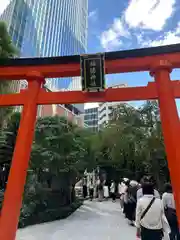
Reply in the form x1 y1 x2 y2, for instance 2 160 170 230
135 183 170 240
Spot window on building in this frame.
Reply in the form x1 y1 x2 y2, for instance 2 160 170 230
64 110 68 118
99 114 106 121
99 107 106 114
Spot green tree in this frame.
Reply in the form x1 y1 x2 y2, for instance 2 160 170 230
19 115 95 226
23 116 95 207
139 101 167 188
0 22 17 58
93 104 145 180
92 101 168 187
0 21 19 128
0 112 21 166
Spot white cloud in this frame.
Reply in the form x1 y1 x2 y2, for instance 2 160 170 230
100 18 129 51
142 23 180 47
136 33 144 45
125 0 175 31
88 9 98 21
100 0 176 50
0 0 10 15
175 22 180 35
144 32 180 47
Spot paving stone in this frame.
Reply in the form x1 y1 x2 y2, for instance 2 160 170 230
16 200 136 240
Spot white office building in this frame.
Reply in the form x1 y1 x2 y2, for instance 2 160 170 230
98 84 128 129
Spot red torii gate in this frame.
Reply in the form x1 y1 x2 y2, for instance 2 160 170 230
0 44 180 239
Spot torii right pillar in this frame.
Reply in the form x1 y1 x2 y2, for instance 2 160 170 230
151 60 180 227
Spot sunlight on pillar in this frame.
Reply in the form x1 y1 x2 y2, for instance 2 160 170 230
175 99 180 117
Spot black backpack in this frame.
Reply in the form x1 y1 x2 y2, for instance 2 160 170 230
165 207 178 228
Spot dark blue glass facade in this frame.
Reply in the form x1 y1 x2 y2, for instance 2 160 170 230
40 0 88 91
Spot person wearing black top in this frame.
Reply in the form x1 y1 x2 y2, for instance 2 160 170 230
82 177 88 199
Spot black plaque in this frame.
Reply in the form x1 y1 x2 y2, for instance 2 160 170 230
80 53 105 92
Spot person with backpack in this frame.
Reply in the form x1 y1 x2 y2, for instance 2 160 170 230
162 183 180 240
135 182 170 240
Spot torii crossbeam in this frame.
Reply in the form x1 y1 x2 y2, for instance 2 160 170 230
0 43 180 239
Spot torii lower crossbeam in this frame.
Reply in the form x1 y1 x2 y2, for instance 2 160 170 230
0 81 180 106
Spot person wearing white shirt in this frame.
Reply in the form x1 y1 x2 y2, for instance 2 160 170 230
123 180 130 217
136 183 170 240
137 187 160 200
162 183 180 240
162 185 175 210
119 181 126 209
110 180 116 202
137 176 160 201
103 181 109 200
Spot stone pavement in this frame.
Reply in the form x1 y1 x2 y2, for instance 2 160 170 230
16 200 136 240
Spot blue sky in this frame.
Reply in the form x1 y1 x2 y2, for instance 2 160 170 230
86 0 180 110
0 0 180 110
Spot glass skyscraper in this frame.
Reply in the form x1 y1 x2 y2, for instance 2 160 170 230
0 0 42 56
0 0 88 91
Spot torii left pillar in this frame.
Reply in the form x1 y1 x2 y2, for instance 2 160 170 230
0 72 44 240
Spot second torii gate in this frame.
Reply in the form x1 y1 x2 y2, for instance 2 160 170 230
0 43 180 239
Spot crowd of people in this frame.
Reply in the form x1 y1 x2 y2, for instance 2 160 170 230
119 176 180 240
82 176 180 240
82 178 115 202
